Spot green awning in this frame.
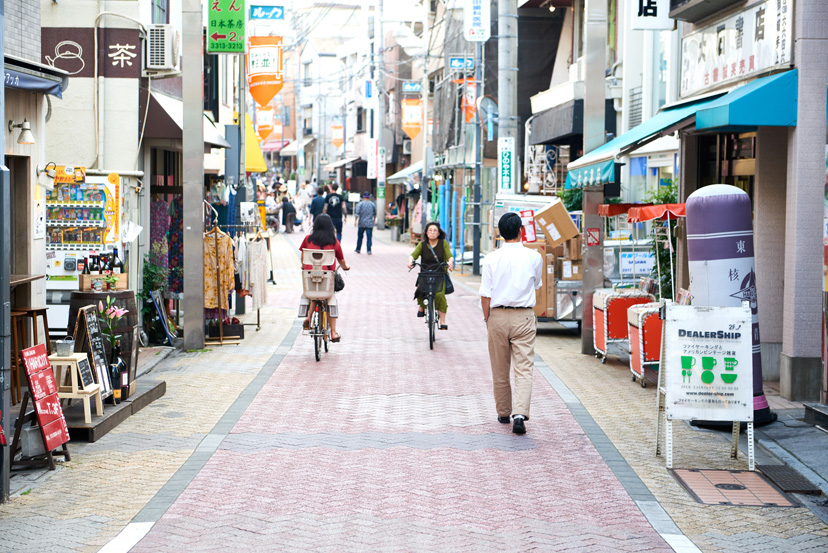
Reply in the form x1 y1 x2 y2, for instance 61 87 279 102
565 97 719 188
695 70 797 130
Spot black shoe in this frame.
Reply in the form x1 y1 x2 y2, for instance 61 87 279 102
417 311 425 317
512 417 526 435
354 250 361 254
498 416 510 424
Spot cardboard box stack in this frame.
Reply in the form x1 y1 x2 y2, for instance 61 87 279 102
523 241 548 318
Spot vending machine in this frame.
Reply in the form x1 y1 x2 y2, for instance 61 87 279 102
45 166 123 332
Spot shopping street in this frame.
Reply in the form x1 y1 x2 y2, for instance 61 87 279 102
0 229 827 552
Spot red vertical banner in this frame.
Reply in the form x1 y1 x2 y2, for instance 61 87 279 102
402 99 423 140
256 105 274 141
331 125 344 148
463 81 477 123
246 36 284 107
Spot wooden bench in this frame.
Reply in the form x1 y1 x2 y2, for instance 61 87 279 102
49 353 104 424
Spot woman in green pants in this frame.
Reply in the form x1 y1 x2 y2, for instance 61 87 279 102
407 221 455 329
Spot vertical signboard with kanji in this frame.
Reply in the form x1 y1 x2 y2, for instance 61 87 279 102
497 137 515 194
208 0 246 53
367 138 378 180
247 36 284 106
402 99 423 139
21 344 70 452
464 0 490 42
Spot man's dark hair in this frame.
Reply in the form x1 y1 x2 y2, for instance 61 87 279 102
317 187 325 196
331 183 339 191
498 212 522 241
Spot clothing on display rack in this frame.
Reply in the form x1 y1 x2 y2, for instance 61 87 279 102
150 197 170 269
204 226 235 310
248 237 268 310
169 196 184 293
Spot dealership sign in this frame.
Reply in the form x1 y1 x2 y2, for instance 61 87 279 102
680 0 791 97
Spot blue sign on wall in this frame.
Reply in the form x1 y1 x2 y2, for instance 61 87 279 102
250 5 284 20
402 81 422 93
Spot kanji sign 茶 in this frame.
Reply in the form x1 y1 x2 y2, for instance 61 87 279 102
208 0 246 53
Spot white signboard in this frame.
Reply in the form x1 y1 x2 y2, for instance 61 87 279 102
463 0 490 42
663 305 754 422
620 251 655 276
378 147 386 185
631 0 672 30
367 138 378 180
497 136 515 194
680 0 792 97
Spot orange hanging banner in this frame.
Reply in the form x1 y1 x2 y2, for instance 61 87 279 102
273 119 283 140
463 81 477 123
331 125 344 148
256 105 274 141
246 36 283 107
402 99 423 140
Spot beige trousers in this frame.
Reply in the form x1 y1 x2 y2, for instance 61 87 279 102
487 308 536 420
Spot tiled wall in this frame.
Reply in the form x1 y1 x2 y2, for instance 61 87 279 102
5 0 41 62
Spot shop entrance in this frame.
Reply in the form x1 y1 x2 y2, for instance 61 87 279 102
697 132 756 201
7 155 31 304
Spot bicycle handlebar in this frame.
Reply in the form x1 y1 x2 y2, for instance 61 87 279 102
408 260 450 272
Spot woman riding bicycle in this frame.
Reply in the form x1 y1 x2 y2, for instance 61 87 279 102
407 221 455 329
300 214 350 342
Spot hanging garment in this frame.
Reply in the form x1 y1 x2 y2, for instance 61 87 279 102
169 196 184 293
204 229 235 309
248 238 269 310
150 198 170 270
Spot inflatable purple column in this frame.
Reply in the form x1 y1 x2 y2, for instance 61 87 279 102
686 185 776 425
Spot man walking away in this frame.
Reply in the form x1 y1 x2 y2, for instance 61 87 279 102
323 182 347 242
480 212 543 435
309 186 326 223
354 192 377 254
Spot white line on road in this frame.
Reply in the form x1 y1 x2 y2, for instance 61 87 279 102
98 522 154 553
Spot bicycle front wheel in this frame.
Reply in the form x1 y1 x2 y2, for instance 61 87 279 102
428 297 436 350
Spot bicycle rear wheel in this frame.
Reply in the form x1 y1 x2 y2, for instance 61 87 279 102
428 297 435 350
313 308 322 362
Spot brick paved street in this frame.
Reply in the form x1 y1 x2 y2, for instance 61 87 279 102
2 228 828 552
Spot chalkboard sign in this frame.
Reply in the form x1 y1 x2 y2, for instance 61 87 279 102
73 306 113 397
77 356 95 389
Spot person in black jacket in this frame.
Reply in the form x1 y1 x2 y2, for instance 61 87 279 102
309 187 326 222
281 196 297 233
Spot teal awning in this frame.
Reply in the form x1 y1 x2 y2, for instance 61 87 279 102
565 97 719 189
695 70 797 130
387 160 423 184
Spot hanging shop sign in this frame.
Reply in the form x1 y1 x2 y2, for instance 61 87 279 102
402 99 423 140
273 119 283 140
631 0 672 30
680 0 791 97
256 105 274 141
246 35 284 107
662 304 754 422
498 136 515 194
463 0 490 42
331 124 344 149
367 138 378 180
402 81 422 93
378 147 387 188
449 56 474 71
208 0 246 53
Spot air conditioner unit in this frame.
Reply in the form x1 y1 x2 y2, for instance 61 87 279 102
144 24 180 75
402 139 412 155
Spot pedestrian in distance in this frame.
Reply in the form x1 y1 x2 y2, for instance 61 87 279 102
354 192 377 254
281 196 297 233
309 186 326 223
407 221 454 330
323 182 347 242
480 212 543 435
299 214 350 343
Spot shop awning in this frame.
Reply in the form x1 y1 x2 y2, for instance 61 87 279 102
146 91 232 149
565 96 721 188
387 160 423 184
695 70 798 130
5 54 68 99
279 138 314 157
245 114 267 173
323 156 361 170
261 139 290 152
598 203 651 218
627 203 686 223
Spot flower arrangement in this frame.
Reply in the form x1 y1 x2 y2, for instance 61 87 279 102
98 295 129 350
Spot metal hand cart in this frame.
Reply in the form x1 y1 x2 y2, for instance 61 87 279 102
593 288 655 363
627 302 662 387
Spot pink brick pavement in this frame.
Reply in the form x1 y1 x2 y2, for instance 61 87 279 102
133 226 671 552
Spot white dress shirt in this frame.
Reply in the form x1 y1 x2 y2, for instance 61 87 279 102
480 242 543 307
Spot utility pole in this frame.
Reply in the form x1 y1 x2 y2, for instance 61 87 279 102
581 0 607 355
375 0 386 229
420 0 430 231
472 40 482 275
498 0 518 193
182 0 205 349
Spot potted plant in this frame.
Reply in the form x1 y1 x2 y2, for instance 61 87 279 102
98 296 129 403
102 273 119 290
138 241 170 344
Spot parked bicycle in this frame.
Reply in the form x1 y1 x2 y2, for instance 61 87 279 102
409 261 449 350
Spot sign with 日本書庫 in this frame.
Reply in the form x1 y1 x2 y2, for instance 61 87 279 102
663 304 754 422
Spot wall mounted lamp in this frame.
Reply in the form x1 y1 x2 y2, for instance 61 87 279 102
9 119 35 145
37 162 57 179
